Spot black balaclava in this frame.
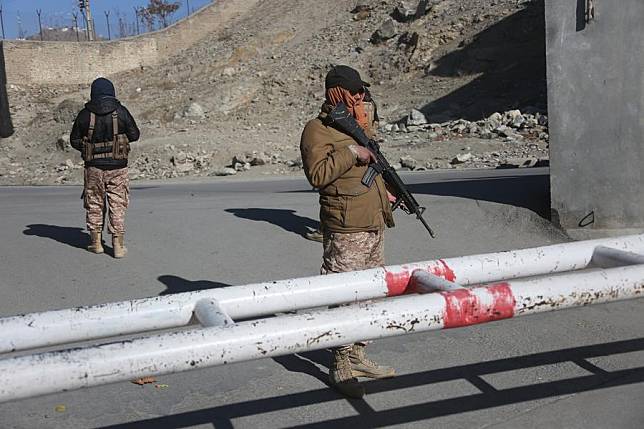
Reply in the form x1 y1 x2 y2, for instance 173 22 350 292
90 78 116 100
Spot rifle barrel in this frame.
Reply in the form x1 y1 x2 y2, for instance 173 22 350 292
416 210 437 238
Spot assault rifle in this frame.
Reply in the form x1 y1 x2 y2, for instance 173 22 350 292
327 103 436 238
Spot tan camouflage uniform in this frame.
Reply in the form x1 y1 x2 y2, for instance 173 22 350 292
84 166 129 235
321 230 384 352
320 230 384 275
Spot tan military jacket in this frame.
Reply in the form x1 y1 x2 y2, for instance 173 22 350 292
300 112 394 233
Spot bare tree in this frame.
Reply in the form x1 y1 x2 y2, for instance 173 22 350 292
140 7 155 32
143 0 180 29
116 10 128 38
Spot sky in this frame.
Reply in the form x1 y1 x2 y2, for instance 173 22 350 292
0 0 213 40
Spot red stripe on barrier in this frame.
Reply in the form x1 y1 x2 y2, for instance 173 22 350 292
385 269 411 296
433 259 456 282
386 260 457 296
441 282 515 328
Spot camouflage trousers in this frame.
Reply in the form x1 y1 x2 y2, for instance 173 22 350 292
321 230 385 352
321 230 385 275
83 166 129 235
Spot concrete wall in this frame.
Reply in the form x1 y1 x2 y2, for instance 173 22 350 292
546 0 644 235
0 0 250 85
2 38 158 85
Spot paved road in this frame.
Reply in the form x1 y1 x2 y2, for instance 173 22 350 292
0 168 642 428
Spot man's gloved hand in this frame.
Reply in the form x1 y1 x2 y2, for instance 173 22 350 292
387 191 410 213
349 145 377 166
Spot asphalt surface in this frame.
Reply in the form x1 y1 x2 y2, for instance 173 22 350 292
0 168 642 429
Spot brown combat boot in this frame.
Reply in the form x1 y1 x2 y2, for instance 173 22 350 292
349 343 396 379
112 234 127 258
87 231 104 254
329 347 365 398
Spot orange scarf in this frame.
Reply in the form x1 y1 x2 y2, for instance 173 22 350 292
326 87 370 131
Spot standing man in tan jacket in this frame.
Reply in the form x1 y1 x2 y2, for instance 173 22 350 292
300 65 395 398
303 86 380 243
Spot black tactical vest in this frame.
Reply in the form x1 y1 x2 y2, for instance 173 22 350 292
82 112 130 162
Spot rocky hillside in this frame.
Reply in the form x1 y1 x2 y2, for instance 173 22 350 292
0 0 547 185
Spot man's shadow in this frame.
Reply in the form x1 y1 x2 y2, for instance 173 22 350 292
157 275 231 295
225 208 319 238
272 349 332 386
23 224 89 249
158 272 332 380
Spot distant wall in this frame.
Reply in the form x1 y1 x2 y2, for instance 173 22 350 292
0 1 252 85
2 38 158 85
546 0 644 235
0 42 13 137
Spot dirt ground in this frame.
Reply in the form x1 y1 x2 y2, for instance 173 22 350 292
0 0 548 185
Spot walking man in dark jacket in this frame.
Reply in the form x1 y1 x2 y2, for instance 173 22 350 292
70 78 140 258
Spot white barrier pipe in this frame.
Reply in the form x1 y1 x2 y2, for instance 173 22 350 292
591 245 644 268
1 264 642 403
194 299 234 327
1 234 644 354
410 270 464 292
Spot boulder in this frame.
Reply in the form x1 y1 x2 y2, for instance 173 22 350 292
232 153 253 165
371 19 397 44
222 67 236 77
393 2 416 22
250 152 271 166
183 102 206 119
211 167 237 176
353 10 371 21
406 109 428 126
450 153 473 164
400 155 418 170
53 99 84 124
350 5 371 13
56 134 71 152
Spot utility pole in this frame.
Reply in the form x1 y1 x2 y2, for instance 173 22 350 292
133 7 140 35
186 0 191 16
36 9 43 41
104 10 110 40
72 12 80 41
0 3 5 39
16 11 25 40
78 0 95 41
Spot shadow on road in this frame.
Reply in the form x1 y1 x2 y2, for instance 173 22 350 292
284 171 550 219
130 186 161 192
98 337 644 428
272 349 332 386
421 0 546 121
225 208 320 238
408 172 551 218
23 224 88 249
157 275 231 295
